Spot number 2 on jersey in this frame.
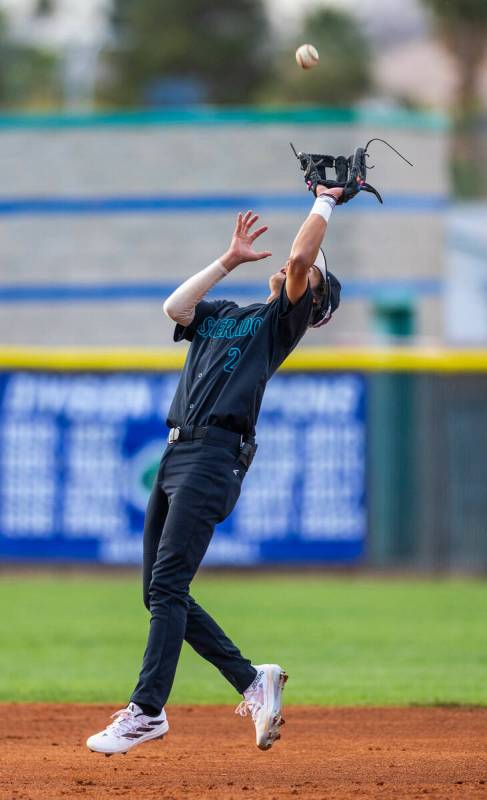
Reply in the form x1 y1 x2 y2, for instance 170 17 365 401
224 346 241 373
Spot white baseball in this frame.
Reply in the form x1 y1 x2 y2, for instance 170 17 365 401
295 43 319 70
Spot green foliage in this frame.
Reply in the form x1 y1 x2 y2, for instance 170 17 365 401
0 11 60 108
422 0 487 94
263 8 372 106
421 0 487 197
422 0 487 25
34 0 56 16
102 0 271 105
1 575 486 705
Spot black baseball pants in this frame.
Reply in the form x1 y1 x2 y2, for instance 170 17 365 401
130 427 257 714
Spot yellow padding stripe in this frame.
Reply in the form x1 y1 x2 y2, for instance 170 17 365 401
286 348 487 372
0 347 184 371
1 346 487 372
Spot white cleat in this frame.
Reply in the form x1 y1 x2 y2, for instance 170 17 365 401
86 702 169 756
235 664 288 751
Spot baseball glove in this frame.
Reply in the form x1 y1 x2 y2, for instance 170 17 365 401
291 138 414 205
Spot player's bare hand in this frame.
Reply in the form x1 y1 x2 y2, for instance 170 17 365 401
220 211 272 271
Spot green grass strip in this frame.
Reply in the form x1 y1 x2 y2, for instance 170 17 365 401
0 574 484 705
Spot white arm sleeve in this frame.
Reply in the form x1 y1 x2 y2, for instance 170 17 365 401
162 258 229 326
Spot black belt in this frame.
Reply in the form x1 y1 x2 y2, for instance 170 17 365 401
168 425 258 469
167 425 254 447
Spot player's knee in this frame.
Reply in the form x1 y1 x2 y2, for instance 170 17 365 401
148 575 189 606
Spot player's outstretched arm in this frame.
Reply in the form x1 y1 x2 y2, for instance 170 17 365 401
285 186 343 305
163 211 271 325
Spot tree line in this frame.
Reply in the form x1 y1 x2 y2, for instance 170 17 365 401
0 0 485 195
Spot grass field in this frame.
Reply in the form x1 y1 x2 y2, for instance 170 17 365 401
0 574 486 706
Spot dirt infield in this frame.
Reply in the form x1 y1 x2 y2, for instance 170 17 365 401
1 705 486 800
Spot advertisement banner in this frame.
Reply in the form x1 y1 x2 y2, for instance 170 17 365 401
0 371 366 565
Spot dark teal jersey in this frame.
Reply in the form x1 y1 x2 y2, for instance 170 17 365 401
167 282 313 435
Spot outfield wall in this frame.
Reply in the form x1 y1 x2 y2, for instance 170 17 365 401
0 347 486 572
0 107 447 347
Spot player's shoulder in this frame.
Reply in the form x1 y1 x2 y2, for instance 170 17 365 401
231 301 269 316
195 299 237 319
215 299 239 315
209 300 268 319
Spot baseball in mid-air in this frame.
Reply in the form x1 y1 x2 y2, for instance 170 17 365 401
295 43 319 70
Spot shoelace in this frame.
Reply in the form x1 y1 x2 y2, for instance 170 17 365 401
106 707 138 738
235 698 261 723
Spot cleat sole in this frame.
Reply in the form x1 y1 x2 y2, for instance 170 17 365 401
89 731 167 757
245 666 289 752
259 669 288 751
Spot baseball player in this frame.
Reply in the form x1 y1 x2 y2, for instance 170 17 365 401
87 181 343 756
